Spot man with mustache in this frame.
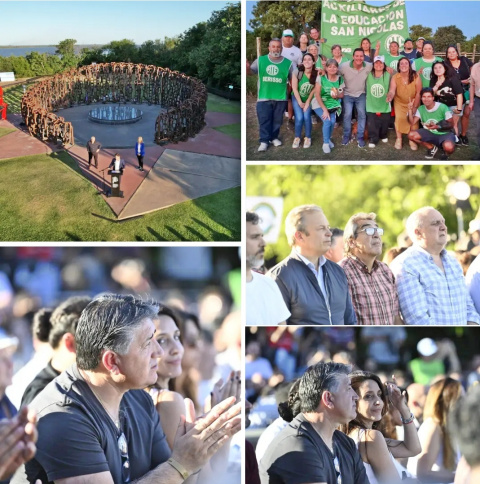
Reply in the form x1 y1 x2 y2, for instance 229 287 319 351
247 38 294 152
390 206 480 325
246 211 290 325
340 212 402 325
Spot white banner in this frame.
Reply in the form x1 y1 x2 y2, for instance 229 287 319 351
246 196 284 244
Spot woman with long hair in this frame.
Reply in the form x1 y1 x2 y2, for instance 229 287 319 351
430 60 464 140
444 44 474 145
291 53 316 149
360 37 376 63
342 371 421 484
387 57 422 149
407 377 463 483
312 58 345 154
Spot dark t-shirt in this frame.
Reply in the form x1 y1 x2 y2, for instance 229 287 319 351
400 49 418 61
259 414 369 484
12 364 170 484
20 361 60 407
446 56 473 83
430 76 463 106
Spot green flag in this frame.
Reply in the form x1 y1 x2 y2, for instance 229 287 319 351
320 0 409 59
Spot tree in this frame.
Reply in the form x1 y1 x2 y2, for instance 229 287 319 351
103 39 139 63
250 1 321 41
462 34 480 55
55 38 79 69
433 26 466 52
409 24 433 42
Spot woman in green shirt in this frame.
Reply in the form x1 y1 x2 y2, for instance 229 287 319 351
291 53 316 149
312 58 345 154
366 56 391 147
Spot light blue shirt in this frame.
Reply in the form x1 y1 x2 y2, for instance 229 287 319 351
466 254 480 314
295 251 328 301
390 245 480 325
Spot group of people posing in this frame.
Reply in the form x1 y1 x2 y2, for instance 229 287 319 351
246 205 480 325
250 361 480 484
247 28 480 160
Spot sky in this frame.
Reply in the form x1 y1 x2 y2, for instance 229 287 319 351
0 1 232 45
246 1 480 39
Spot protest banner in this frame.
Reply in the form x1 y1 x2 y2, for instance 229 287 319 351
320 0 409 64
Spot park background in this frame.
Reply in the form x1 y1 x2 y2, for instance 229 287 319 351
0 1 241 242
246 0 480 161
246 164 480 264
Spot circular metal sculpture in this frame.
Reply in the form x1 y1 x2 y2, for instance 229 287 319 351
21 62 208 146
88 105 143 125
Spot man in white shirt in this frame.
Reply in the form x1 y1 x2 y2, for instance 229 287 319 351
246 211 290 325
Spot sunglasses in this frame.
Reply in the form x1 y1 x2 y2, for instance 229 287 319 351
118 432 131 483
356 227 384 236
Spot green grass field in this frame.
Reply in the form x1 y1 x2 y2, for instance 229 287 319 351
207 95 241 114
213 123 241 139
0 126 15 138
0 152 240 241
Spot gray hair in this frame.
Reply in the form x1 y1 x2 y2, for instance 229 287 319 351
76 294 159 370
344 212 377 256
269 38 281 46
406 206 436 242
299 362 352 413
285 204 324 247
449 384 480 467
325 58 339 69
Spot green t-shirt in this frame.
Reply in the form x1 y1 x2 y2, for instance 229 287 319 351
258 55 292 101
296 71 314 103
413 56 444 87
366 72 391 113
319 75 344 111
416 102 451 135
384 53 402 71
409 358 445 386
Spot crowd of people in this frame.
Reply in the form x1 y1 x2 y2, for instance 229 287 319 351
0 248 242 483
245 327 480 484
246 206 480 325
247 27 480 160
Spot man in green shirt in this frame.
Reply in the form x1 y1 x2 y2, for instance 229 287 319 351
408 87 455 160
247 39 293 152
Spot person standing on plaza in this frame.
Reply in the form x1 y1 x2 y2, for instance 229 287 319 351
135 136 145 172
86 136 101 169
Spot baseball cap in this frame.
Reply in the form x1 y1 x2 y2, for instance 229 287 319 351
282 29 294 37
468 219 480 234
404 38 413 43
417 338 438 357
374 55 385 63
417 37 426 41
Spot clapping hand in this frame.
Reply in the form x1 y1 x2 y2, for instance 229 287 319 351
205 371 241 412
385 375 408 412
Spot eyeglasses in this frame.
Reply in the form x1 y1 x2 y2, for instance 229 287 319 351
118 432 131 483
356 227 384 236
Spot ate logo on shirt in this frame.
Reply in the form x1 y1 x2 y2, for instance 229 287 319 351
371 84 385 98
299 83 313 97
424 118 438 130
422 67 432 80
389 60 398 69
266 65 279 76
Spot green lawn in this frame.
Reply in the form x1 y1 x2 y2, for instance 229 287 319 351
0 152 240 241
213 122 241 139
207 94 240 114
0 127 15 139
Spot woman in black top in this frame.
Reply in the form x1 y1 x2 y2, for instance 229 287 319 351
430 61 464 141
360 37 376 63
444 44 473 145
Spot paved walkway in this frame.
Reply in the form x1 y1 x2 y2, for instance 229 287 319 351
0 108 240 218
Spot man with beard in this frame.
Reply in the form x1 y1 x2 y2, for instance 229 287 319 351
390 207 480 325
340 212 402 325
246 211 290 325
247 39 294 152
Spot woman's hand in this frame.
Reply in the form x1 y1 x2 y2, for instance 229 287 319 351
303 101 310 113
386 375 409 415
320 110 329 121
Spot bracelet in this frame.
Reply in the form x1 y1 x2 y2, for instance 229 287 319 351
401 412 415 425
167 457 190 480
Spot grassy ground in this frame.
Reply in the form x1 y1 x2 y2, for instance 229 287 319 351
0 152 240 241
207 94 241 114
0 127 15 138
246 94 480 161
213 122 241 139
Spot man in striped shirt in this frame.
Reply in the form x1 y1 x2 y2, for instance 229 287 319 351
340 212 402 325
390 206 480 325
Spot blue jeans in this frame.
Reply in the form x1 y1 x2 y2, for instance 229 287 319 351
343 93 366 140
313 106 336 144
292 96 312 138
256 100 288 144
